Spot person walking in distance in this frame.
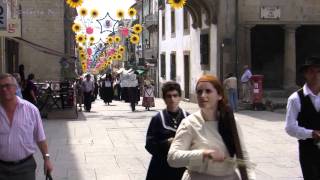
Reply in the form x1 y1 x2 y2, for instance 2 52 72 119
240 65 252 103
285 56 320 180
224 73 238 112
145 81 189 180
0 73 53 180
82 74 94 112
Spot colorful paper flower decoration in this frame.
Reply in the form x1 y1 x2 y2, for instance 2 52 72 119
168 0 186 9
130 34 140 44
79 7 87 16
128 8 137 18
72 23 81 32
78 46 84 51
117 54 123 60
90 9 99 18
106 36 114 44
86 27 94 34
89 36 95 42
76 34 85 43
114 35 121 43
133 24 143 34
116 9 125 19
66 0 83 8
119 46 125 53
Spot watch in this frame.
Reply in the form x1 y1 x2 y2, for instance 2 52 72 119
44 153 50 159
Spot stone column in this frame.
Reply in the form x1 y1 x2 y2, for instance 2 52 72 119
238 25 254 71
283 25 299 90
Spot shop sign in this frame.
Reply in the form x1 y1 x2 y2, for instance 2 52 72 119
261 6 281 19
0 18 21 37
0 1 7 29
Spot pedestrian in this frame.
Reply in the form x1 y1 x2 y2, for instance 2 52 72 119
114 76 121 100
23 73 38 105
167 75 255 180
145 81 189 180
12 73 23 98
0 73 53 180
82 74 94 112
142 80 155 111
18 64 26 90
224 73 238 112
93 77 99 101
75 77 84 111
128 86 138 112
101 74 113 105
285 56 320 180
240 65 252 103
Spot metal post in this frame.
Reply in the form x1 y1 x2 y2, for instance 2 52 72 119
141 0 144 61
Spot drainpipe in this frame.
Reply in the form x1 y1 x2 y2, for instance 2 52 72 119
235 0 239 79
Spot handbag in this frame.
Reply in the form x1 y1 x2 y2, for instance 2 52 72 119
46 171 53 180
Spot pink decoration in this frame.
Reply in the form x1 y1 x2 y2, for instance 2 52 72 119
87 48 92 55
86 27 94 34
120 27 129 37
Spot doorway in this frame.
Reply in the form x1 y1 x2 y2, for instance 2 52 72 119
251 25 284 89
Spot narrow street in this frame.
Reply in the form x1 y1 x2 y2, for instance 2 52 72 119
35 98 303 180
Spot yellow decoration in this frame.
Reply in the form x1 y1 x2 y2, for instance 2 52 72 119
66 0 83 8
90 9 99 18
89 36 95 42
130 34 140 44
168 0 186 9
116 9 125 19
114 36 121 43
79 7 87 16
78 46 84 51
112 55 117 60
106 36 114 44
119 46 125 53
132 24 143 34
72 23 81 32
117 54 123 60
76 34 85 43
128 8 137 18
108 56 113 61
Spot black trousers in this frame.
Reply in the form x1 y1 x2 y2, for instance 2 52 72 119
0 156 36 180
83 91 92 111
299 142 320 180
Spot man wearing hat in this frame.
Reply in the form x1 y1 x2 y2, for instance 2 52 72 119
285 56 320 180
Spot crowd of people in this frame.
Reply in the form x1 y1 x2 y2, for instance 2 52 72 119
1 56 319 180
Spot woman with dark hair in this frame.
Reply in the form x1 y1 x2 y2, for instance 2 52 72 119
101 74 113 105
145 81 189 180
167 75 255 180
23 73 38 105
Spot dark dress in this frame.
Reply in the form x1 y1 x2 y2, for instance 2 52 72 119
145 108 189 180
23 80 37 105
101 80 113 104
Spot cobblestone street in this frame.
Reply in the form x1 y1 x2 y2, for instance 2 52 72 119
35 98 302 180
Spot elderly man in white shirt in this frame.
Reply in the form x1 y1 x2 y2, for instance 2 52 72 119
285 56 320 180
0 73 53 180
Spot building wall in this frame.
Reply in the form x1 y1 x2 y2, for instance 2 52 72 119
159 4 218 101
240 0 320 24
19 0 65 81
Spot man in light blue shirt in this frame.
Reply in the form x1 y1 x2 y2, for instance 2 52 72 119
240 65 252 102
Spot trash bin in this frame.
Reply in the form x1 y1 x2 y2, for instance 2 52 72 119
251 75 264 109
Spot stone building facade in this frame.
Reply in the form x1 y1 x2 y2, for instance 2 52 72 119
238 0 320 91
0 0 76 81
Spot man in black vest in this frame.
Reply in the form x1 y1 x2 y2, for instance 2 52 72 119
285 56 320 180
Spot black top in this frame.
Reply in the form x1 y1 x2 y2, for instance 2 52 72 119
145 108 189 180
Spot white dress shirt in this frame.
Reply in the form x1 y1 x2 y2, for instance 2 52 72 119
285 84 320 140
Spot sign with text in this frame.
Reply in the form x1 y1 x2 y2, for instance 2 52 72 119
261 6 281 19
0 18 21 37
0 2 7 29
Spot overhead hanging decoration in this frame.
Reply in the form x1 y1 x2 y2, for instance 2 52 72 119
66 0 84 8
168 0 187 9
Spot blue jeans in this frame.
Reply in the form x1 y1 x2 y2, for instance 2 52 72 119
228 88 238 112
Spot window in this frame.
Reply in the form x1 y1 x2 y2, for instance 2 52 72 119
171 10 175 34
162 14 165 38
183 9 190 34
161 54 166 78
200 33 209 65
170 53 176 80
